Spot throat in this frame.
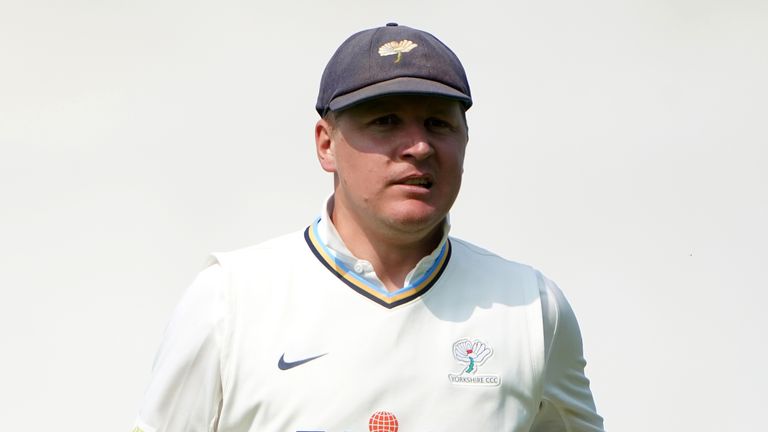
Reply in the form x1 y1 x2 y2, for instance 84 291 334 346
329 197 446 291
349 231 444 293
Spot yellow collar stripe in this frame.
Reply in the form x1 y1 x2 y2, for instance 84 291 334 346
304 222 451 308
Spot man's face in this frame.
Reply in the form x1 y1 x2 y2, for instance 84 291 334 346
316 95 469 239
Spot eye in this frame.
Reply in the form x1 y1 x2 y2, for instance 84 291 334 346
425 117 454 131
370 114 400 126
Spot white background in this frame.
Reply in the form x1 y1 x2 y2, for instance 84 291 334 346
1 0 766 430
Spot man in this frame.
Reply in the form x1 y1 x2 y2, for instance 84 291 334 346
133 23 604 431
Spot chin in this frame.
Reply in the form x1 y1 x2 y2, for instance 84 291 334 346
384 203 446 233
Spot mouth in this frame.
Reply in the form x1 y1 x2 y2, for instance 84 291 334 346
398 175 434 190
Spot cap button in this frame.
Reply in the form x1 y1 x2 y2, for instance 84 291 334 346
386 22 398 27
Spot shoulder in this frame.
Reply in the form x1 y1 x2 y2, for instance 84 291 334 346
449 236 538 274
209 229 307 269
442 237 554 318
447 236 551 291
198 228 320 301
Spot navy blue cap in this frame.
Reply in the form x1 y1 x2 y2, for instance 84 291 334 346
316 23 472 116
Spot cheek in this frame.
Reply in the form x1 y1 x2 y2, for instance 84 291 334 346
442 144 467 191
445 142 467 170
456 140 468 161
337 153 380 190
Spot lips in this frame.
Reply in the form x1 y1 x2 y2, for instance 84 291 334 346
396 174 434 190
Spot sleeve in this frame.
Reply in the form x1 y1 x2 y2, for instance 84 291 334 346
529 276 605 432
132 261 229 432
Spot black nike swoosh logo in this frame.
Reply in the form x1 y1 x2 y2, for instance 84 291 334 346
278 353 327 370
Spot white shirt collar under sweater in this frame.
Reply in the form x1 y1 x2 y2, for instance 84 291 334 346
315 195 451 293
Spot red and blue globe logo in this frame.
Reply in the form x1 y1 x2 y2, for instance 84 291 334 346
368 411 399 432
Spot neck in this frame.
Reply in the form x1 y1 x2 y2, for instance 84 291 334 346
331 207 444 292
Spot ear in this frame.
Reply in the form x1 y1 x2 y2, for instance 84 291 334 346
315 118 337 173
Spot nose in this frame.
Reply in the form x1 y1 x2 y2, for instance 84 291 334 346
399 123 434 161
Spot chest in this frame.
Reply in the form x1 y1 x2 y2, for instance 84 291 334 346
216 264 544 432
